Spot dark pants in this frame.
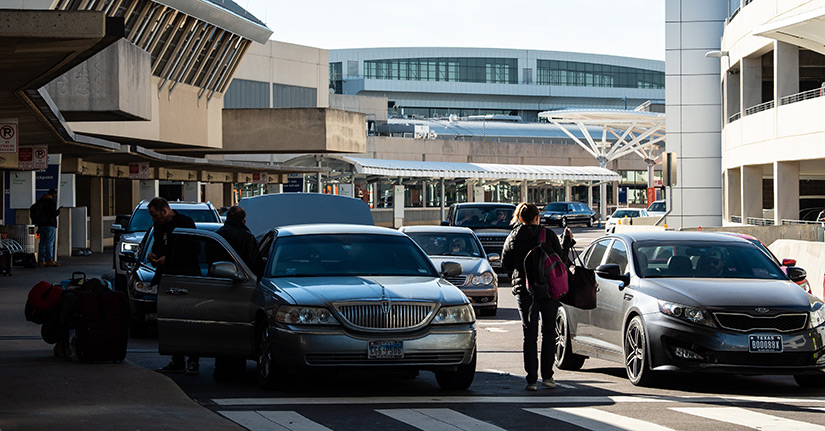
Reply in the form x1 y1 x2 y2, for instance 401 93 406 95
516 292 559 384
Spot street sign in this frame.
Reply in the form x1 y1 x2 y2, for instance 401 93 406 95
252 173 268 184
0 119 17 153
18 147 32 169
32 146 47 170
129 162 150 179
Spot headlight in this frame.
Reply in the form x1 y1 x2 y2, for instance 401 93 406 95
432 304 475 324
551 214 562 219
275 306 339 325
471 272 494 285
120 242 139 252
133 280 157 294
658 300 716 327
810 302 825 328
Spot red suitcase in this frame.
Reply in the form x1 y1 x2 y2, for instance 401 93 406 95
74 290 130 362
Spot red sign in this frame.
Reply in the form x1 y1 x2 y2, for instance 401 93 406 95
18 147 32 169
646 187 657 207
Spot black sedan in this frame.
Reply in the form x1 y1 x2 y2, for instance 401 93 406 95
554 231 825 387
540 201 596 228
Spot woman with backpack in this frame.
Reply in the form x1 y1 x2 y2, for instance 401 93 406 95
501 202 574 391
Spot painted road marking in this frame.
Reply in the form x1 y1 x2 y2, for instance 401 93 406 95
219 410 333 431
671 407 825 431
526 407 677 431
377 408 507 431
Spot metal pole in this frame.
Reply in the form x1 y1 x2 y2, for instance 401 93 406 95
440 177 446 221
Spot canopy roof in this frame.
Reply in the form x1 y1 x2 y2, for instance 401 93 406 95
754 7 825 57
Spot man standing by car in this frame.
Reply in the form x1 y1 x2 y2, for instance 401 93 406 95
216 206 263 277
30 189 60 267
147 197 200 375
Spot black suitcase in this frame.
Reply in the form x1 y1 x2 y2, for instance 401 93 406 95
74 290 129 362
0 248 11 276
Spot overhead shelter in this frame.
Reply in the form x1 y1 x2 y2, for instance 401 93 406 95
754 7 825 57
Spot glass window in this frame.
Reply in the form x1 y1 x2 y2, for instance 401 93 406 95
167 234 234 277
633 241 786 280
407 232 483 258
605 240 628 273
585 239 610 269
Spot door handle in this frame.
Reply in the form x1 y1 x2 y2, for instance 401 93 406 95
165 287 189 295
623 293 633 301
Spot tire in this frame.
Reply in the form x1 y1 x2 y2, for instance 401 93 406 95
435 351 476 390
256 322 280 389
587 218 593 228
554 306 586 370
624 316 656 386
794 374 825 388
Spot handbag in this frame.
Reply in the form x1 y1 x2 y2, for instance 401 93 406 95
561 248 597 309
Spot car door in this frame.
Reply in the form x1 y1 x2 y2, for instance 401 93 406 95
590 239 629 356
570 238 611 341
157 229 258 358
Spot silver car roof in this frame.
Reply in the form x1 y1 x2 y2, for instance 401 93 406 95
400 225 475 234
275 223 404 237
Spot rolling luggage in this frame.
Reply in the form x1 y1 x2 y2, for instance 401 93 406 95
73 287 129 363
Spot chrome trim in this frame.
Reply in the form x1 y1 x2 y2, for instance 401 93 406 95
157 318 253 328
713 311 809 333
333 301 436 331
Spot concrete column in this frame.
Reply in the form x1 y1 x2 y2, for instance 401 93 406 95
725 69 741 122
725 167 741 221
774 161 799 224
266 183 283 194
775 41 799 101
139 180 159 202
440 178 446 221
183 181 201 202
89 176 104 254
741 165 762 221
222 183 234 207
612 182 619 207
466 181 475 202
587 183 593 210
57 210 72 257
742 56 762 111
520 182 528 203
421 180 427 208
203 183 224 205
564 182 572 202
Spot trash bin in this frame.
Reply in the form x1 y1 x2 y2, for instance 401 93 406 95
8 224 36 254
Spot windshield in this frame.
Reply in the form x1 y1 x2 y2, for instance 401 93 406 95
648 202 666 212
612 210 642 218
454 206 514 228
126 208 219 232
543 203 568 212
267 234 439 278
633 241 786 280
407 232 483 258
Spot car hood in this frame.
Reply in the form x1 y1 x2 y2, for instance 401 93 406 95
267 276 468 306
472 229 510 235
427 256 490 275
639 278 812 309
120 232 146 244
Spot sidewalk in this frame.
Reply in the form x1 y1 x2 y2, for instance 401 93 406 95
0 249 243 431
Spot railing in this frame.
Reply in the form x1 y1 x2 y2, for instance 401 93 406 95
781 219 825 226
730 215 742 224
728 112 741 123
780 88 823 106
744 100 774 116
746 217 774 226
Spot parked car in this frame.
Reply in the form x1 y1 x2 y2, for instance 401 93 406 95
646 200 666 218
156 194 478 390
554 231 825 388
120 222 224 336
540 201 597 227
717 232 812 295
111 201 221 291
401 225 499 316
442 203 516 277
604 208 649 233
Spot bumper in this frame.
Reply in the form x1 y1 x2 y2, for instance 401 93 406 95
462 286 497 309
271 324 476 370
129 292 157 321
645 313 825 375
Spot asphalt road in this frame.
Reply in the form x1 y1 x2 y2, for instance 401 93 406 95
126 226 825 431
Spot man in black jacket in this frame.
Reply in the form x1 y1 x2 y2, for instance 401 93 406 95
30 189 60 267
216 206 263 277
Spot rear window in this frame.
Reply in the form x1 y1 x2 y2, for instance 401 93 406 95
544 203 567 212
127 207 219 232
612 210 641 218
648 202 666 212
407 232 483 258
454 206 514 228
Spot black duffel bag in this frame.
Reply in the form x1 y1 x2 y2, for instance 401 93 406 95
561 249 597 310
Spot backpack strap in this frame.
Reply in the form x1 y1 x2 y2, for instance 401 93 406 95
538 227 546 244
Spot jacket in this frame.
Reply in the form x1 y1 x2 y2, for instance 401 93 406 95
31 196 59 227
501 224 572 296
216 219 264 277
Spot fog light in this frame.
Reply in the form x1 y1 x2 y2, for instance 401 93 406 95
673 347 704 360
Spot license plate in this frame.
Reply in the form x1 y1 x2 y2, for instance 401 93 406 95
368 340 403 359
748 334 783 353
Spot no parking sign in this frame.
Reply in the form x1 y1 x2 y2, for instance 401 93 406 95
0 119 18 153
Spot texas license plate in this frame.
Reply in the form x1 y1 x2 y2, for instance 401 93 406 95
748 334 783 353
368 340 403 359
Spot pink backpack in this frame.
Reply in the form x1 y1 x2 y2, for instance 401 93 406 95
523 229 569 299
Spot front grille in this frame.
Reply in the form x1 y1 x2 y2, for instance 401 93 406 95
476 235 506 261
334 302 435 330
446 275 467 286
305 351 466 366
713 351 813 367
713 312 808 332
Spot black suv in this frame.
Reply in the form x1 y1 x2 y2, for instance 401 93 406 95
442 202 516 276
540 201 596 227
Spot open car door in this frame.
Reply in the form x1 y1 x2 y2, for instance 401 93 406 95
157 228 258 358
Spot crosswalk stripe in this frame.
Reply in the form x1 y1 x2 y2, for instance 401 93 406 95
671 407 825 431
377 408 507 431
525 407 676 431
218 410 333 431
212 395 670 406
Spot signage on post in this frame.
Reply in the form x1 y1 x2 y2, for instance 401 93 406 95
252 173 268 184
32 146 48 170
0 119 18 153
129 162 150 179
17 147 32 169
646 187 656 207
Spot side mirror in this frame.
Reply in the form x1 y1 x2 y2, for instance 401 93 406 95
596 263 631 288
440 221 450 226
441 261 462 278
110 224 124 234
119 250 137 264
208 261 246 281
781 258 797 267
487 253 501 265
786 266 807 283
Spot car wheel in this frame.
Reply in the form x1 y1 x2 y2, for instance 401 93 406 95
794 374 825 388
587 218 593 228
624 316 656 386
435 350 476 390
554 306 586 370
256 322 280 389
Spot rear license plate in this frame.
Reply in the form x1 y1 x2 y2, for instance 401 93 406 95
748 334 783 353
368 340 403 359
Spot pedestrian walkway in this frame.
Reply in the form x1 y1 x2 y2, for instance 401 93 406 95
0 249 242 431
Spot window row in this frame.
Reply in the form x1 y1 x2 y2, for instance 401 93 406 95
363 57 518 84
537 60 664 89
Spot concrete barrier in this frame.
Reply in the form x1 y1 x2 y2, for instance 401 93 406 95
769 240 825 300
679 225 824 246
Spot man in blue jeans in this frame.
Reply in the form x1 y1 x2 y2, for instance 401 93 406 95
31 189 60 267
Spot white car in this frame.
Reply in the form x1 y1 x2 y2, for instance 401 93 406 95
646 200 666 218
605 208 649 233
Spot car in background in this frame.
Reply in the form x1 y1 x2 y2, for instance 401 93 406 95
540 201 597 227
401 226 499 316
120 222 223 336
554 231 825 388
157 194 478 390
646 200 666 218
442 202 516 277
717 232 812 295
111 201 221 291
604 208 649 233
